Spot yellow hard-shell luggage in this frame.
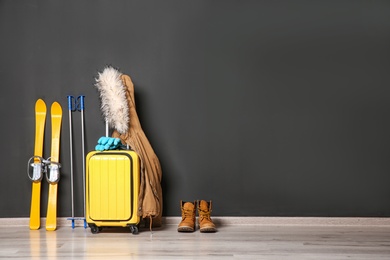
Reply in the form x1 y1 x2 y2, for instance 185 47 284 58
86 150 140 234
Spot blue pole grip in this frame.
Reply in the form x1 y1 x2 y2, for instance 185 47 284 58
78 95 85 111
67 95 74 111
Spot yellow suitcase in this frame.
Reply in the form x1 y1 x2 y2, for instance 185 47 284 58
86 150 140 234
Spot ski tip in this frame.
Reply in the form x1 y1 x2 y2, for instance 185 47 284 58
51 101 63 115
35 99 47 113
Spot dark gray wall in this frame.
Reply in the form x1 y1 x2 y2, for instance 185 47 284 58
1 0 390 218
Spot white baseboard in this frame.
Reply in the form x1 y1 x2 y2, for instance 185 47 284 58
165 216 390 226
1 217 390 227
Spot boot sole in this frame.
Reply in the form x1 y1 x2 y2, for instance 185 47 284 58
177 226 195 232
200 227 217 233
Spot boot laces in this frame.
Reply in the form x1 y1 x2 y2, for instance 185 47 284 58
181 207 194 220
198 209 211 221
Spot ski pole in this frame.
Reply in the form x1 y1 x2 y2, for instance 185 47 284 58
78 95 87 229
67 95 76 229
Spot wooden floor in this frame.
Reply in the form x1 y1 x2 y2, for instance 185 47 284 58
1 220 390 259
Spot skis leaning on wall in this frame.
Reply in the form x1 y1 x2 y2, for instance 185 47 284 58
45 101 62 231
29 99 47 230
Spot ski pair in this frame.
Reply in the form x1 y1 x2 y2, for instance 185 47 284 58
28 99 62 231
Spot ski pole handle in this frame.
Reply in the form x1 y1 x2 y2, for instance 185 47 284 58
67 95 76 112
78 95 85 111
67 95 85 112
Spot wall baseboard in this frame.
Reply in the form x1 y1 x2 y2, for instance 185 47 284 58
1 217 390 227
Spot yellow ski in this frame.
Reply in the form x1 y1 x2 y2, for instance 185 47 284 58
29 99 47 230
46 102 62 231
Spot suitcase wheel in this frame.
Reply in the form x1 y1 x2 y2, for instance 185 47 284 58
129 225 138 234
89 224 102 234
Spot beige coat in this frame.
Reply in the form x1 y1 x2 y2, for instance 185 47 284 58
112 74 163 227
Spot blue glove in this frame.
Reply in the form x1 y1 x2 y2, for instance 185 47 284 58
95 137 121 151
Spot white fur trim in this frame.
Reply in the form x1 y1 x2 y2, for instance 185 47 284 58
94 66 129 134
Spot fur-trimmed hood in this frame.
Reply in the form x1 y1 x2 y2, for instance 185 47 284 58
94 66 129 134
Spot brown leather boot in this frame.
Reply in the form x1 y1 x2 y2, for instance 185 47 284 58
197 200 217 233
177 201 196 232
